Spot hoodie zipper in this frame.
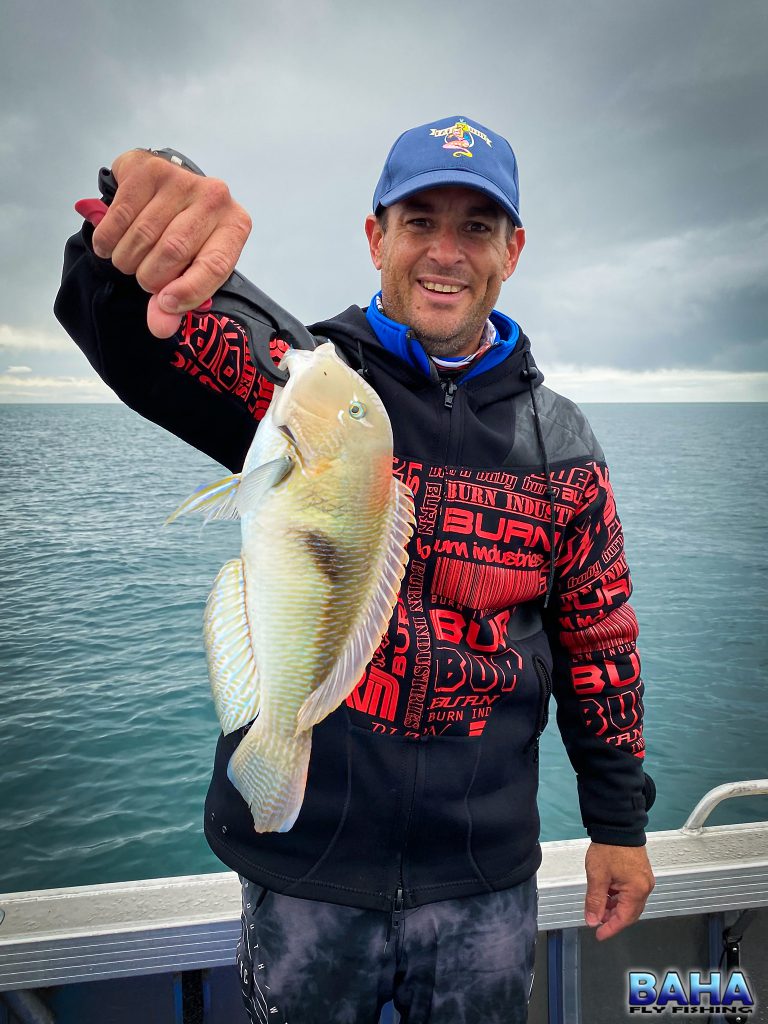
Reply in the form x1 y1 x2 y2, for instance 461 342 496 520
384 884 405 955
385 374 459 930
388 359 463 946
385 733 422 954
441 379 458 409
439 379 460 466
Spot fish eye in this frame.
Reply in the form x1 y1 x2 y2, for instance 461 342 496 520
348 400 367 419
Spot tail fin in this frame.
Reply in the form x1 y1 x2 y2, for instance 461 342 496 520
228 724 312 834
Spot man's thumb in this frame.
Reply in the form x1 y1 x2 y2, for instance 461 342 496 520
147 294 183 339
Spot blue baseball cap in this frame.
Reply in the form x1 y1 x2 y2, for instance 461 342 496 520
373 115 522 227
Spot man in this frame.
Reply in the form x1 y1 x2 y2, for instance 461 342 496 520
56 116 655 1024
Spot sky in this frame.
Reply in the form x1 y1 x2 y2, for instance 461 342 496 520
1 0 766 402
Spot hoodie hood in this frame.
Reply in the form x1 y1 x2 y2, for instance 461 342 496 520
364 292 521 383
308 304 543 398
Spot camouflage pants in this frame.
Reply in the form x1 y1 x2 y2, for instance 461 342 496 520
236 875 537 1024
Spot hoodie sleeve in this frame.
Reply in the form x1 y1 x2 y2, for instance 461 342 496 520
545 459 653 847
54 224 276 473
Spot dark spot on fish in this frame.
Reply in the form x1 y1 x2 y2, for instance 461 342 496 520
301 530 339 582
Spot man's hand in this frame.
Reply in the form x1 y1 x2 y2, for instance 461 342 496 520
584 842 655 941
90 149 252 338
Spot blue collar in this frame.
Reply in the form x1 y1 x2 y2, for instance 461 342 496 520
365 292 520 381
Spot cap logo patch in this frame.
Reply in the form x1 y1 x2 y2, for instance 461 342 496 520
429 120 492 159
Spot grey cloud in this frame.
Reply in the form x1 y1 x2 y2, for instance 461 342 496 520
514 215 768 371
1 0 766 380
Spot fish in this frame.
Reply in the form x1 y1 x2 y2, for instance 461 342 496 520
167 342 415 833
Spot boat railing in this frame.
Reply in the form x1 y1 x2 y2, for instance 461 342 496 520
1 780 767 1023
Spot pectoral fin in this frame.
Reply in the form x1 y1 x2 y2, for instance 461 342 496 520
204 559 260 735
236 456 293 513
165 457 292 525
296 477 415 733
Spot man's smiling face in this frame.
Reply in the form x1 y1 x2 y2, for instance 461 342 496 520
365 186 525 358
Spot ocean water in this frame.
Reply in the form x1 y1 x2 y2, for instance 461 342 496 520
1 402 766 894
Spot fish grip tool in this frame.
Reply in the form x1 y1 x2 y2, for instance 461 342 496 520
95 157 337 386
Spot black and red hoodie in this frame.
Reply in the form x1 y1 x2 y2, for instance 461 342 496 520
55 224 653 912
